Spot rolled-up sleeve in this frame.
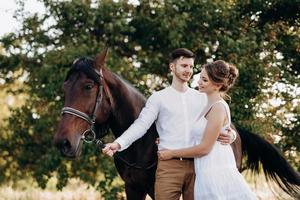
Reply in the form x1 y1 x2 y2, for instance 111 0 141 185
115 92 160 151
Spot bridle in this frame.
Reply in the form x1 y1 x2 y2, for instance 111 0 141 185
61 62 157 170
61 66 105 145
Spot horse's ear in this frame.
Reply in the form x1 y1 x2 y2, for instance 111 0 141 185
95 47 109 69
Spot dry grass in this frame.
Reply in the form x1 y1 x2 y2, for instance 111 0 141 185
0 172 294 200
245 173 293 200
0 178 102 200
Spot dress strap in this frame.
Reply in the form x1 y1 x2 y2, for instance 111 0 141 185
201 100 231 128
195 100 220 122
204 100 223 117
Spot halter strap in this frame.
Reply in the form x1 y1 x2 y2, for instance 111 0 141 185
61 67 104 143
61 107 94 124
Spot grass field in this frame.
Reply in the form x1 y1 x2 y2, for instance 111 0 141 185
0 172 293 200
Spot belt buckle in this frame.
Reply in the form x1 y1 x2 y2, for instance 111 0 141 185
180 157 183 161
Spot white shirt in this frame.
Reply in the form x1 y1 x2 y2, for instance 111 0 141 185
115 86 207 151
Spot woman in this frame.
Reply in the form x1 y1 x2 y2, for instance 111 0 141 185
158 60 256 199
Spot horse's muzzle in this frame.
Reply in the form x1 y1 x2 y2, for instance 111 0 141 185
54 137 82 158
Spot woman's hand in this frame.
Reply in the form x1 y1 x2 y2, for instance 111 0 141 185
157 149 174 160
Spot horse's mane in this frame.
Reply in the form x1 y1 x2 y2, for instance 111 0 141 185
65 57 101 83
67 57 147 104
104 69 147 123
115 73 147 102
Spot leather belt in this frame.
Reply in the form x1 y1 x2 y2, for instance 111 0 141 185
174 157 194 161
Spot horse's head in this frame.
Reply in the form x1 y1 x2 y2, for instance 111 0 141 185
54 49 112 158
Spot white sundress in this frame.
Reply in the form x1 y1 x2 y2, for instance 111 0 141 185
192 100 257 200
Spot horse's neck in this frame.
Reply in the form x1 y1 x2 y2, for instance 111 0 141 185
103 69 146 137
104 69 158 165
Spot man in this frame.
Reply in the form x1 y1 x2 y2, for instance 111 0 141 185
103 48 235 200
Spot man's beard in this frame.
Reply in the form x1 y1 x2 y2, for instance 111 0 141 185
174 70 191 82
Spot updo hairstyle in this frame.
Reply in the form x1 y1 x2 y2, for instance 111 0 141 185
203 60 238 92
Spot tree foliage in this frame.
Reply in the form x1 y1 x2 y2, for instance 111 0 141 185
0 0 299 198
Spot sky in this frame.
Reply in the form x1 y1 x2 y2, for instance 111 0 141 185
0 0 45 37
0 0 199 87
0 0 140 37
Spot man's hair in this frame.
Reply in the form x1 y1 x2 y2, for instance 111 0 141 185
169 48 195 63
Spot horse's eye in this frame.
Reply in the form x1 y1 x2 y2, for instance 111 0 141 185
84 84 94 90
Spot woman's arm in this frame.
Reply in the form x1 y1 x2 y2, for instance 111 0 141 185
158 103 226 160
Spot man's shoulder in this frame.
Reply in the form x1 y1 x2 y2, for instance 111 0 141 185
188 87 198 94
147 87 171 103
188 88 206 98
152 87 170 96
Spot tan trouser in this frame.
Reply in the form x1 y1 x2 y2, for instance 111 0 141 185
155 159 195 200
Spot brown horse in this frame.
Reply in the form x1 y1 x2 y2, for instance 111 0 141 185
53 49 300 199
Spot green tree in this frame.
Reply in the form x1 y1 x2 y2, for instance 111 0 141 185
0 0 299 198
